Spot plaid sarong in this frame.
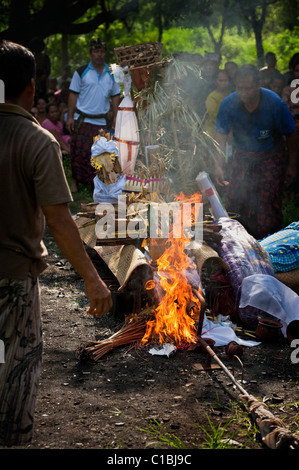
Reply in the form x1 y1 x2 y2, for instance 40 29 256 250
0 275 42 446
226 141 286 240
70 122 107 186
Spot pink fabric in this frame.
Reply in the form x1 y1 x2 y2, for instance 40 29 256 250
42 118 70 144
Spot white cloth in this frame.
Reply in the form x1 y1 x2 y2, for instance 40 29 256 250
239 274 299 337
91 137 118 157
201 315 260 347
93 174 126 204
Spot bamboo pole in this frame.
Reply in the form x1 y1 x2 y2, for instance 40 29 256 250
198 337 249 396
197 336 299 449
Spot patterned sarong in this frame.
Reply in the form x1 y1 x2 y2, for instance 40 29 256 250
0 275 42 446
70 122 107 186
226 141 286 240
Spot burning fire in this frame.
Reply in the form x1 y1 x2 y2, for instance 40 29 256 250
141 192 203 346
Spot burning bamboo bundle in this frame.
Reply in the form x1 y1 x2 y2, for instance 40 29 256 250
75 313 151 362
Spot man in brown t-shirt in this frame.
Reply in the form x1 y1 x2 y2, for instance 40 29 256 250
0 40 112 446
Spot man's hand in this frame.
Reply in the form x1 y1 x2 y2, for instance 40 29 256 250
84 277 113 317
285 131 298 186
285 162 297 187
42 203 113 318
66 116 75 134
214 163 225 186
66 91 78 134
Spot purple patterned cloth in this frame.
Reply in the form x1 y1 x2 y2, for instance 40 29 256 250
215 217 275 329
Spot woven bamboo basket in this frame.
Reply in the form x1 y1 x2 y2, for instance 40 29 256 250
123 177 169 194
114 43 163 69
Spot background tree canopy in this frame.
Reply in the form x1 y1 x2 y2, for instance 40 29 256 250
0 0 298 76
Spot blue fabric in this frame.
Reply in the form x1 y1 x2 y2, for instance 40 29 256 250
69 62 120 126
215 88 295 152
259 222 299 272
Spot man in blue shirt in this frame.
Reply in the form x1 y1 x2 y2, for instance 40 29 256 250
214 64 297 239
66 38 121 191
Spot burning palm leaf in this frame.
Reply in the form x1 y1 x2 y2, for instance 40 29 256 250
135 57 222 194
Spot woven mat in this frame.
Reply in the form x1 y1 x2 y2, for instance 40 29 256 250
75 216 229 291
75 216 97 248
75 216 151 289
94 244 151 290
192 242 230 274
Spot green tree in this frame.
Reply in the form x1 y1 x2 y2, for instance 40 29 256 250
0 0 138 46
276 0 299 31
235 0 270 68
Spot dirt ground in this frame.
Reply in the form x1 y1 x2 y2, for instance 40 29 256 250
2 230 299 454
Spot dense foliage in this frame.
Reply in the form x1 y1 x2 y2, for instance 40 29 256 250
0 0 298 75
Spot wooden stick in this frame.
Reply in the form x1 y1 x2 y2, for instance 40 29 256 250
197 337 249 396
197 337 299 449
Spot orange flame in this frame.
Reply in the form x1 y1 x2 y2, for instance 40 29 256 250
145 280 156 290
142 192 203 346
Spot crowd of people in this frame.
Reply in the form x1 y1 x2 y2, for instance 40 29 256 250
180 50 299 240
30 44 299 202
28 43 299 240
30 64 72 150
0 34 298 448
30 38 120 192
207 51 299 125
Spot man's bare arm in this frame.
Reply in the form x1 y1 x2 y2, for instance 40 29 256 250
213 132 228 185
42 203 112 317
285 130 298 186
66 91 78 134
214 131 228 153
111 94 121 128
